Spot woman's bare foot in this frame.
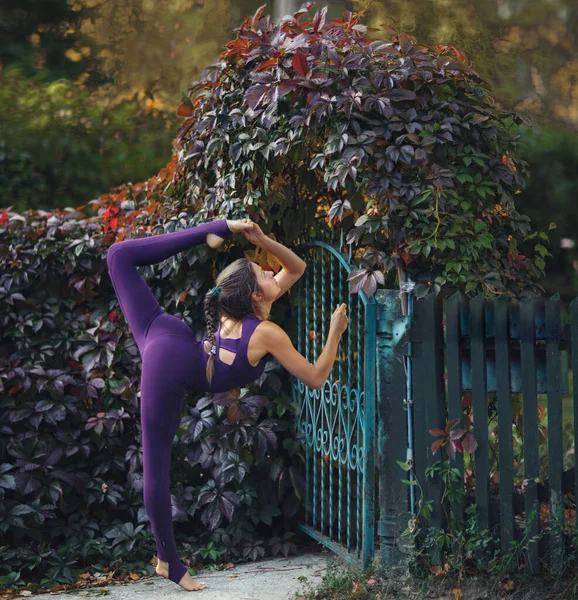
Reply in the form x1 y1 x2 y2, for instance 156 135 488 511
154 557 207 591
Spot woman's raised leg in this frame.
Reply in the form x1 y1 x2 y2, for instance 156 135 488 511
106 218 231 352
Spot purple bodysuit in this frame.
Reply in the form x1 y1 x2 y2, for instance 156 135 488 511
106 218 269 584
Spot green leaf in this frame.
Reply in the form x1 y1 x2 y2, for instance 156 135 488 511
535 257 545 271
478 236 493 249
414 283 430 299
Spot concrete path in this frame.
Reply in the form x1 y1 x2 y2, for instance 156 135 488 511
28 552 336 600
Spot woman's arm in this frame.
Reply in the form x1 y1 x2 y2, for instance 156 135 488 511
258 236 307 273
261 320 342 390
253 232 306 301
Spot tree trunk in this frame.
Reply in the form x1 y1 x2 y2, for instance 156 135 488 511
273 0 299 22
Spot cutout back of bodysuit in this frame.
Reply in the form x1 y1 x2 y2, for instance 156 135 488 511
204 314 268 372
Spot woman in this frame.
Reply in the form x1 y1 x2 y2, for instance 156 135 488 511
106 217 349 591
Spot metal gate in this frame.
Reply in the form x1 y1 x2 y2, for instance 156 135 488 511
290 227 377 568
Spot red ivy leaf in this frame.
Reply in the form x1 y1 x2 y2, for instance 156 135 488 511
177 104 193 117
0 207 10 225
292 1 315 23
449 427 466 440
278 80 299 96
381 24 398 36
431 438 444 454
292 52 309 77
429 428 446 437
448 44 467 62
251 4 266 30
398 32 414 54
256 57 279 72
312 6 327 33
101 207 119 218
245 84 268 109
462 432 478 454
401 250 416 265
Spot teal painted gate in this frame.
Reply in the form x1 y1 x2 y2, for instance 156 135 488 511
291 227 378 568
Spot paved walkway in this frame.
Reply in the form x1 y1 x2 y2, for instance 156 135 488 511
28 552 335 600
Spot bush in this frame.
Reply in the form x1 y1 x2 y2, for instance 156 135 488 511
0 157 303 588
175 3 550 300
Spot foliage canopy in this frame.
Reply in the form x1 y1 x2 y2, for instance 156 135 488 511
175 2 552 298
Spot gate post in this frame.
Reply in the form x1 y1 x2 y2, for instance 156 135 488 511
375 290 411 567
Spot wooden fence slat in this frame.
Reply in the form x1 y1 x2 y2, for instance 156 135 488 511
411 298 428 533
422 293 446 563
545 294 564 574
445 292 465 528
411 293 445 565
571 298 578 538
520 298 541 574
470 294 490 567
495 295 515 556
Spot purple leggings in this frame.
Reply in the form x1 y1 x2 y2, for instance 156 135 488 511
106 218 232 584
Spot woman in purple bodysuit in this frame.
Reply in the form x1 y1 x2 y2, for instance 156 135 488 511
106 217 348 592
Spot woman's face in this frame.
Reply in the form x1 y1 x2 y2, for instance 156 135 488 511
252 262 279 301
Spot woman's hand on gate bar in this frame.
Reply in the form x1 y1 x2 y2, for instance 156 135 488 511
330 303 349 336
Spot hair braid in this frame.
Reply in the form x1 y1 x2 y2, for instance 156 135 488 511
204 290 220 386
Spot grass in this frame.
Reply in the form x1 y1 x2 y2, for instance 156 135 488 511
291 550 578 600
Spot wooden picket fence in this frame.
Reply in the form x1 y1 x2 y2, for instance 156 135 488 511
409 292 577 574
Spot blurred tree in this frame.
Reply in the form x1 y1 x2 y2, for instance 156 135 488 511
356 0 578 131
78 0 233 111
0 0 105 84
518 125 578 300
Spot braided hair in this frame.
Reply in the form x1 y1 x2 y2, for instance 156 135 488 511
204 257 266 386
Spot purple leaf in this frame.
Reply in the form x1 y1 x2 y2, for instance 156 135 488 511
312 7 327 33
